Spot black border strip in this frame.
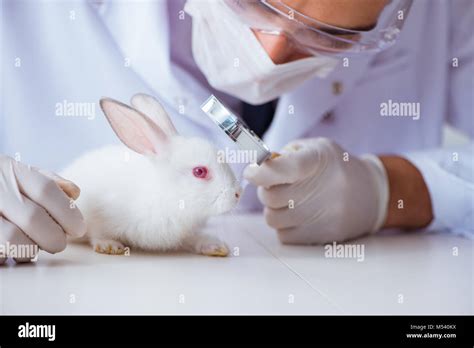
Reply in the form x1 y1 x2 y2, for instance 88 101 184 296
0 315 472 346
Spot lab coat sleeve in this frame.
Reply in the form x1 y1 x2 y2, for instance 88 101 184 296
403 1 473 238
403 146 473 238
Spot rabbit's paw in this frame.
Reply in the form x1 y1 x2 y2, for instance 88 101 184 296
201 242 229 257
93 239 126 255
183 233 229 257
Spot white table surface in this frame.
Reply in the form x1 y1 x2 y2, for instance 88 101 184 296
1 214 472 315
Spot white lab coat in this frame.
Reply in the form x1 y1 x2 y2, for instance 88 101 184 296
1 0 473 237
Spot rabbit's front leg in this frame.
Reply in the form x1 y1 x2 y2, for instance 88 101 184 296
182 233 229 257
86 220 128 255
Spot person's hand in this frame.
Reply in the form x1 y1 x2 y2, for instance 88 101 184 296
244 138 389 244
0 155 86 263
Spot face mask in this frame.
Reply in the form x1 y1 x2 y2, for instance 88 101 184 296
184 0 339 105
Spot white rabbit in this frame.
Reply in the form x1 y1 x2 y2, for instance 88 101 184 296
61 94 242 257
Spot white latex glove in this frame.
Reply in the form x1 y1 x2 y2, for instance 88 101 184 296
0 155 86 263
243 138 389 244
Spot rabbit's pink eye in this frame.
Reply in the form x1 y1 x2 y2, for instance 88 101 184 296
192 166 208 179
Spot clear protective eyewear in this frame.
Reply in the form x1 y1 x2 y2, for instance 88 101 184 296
223 0 414 56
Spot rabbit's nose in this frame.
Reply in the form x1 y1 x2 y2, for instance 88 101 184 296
235 192 240 199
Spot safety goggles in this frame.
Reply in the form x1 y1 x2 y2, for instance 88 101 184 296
223 0 413 56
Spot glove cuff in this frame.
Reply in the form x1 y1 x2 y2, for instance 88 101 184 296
361 154 390 233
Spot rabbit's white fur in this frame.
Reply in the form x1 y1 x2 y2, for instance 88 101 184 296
61 94 241 256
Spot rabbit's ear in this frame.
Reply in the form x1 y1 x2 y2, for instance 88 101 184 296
100 98 168 155
131 93 178 137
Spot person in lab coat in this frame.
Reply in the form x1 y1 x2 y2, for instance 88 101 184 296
1 0 473 263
